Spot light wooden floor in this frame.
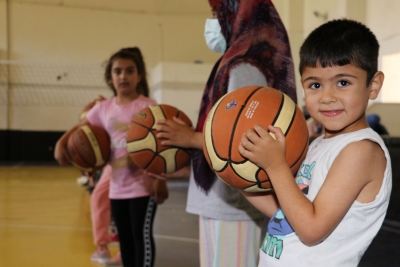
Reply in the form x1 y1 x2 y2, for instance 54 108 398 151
2 164 400 266
0 165 199 267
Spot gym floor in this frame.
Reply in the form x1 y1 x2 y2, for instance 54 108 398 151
0 162 399 267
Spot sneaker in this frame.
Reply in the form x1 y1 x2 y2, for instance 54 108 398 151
108 233 119 246
90 247 111 264
76 175 89 186
103 252 123 267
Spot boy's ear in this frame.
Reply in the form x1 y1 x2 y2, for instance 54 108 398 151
369 71 384 100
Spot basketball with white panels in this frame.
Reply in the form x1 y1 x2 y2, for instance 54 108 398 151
126 104 192 174
203 86 309 192
67 124 111 172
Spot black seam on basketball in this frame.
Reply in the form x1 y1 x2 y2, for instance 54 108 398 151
228 86 263 163
228 162 263 183
79 131 97 165
142 130 159 170
209 94 232 162
127 129 157 169
269 93 296 136
142 153 157 170
126 131 154 145
73 133 93 168
284 101 296 136
159 105 168 119
144 153 166 171
270 93 285 128
215 163 229 173
255 168 263 188
130 120 152 131
90 130 107 164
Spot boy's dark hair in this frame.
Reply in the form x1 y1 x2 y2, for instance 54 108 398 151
104 47 150 97
299 19 379 85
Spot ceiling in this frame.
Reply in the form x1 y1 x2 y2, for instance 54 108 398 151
10 0 212 15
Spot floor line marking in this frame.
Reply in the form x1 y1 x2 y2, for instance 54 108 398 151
0 223 199 243
154 234 199 243
0 223 92 231
381 225 400 235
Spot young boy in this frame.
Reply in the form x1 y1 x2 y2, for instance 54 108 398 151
239 19 392 266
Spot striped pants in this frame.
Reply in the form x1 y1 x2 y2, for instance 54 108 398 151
111 196 157 267
199 215 265 267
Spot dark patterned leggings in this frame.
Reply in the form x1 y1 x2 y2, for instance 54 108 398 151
111 196 157 267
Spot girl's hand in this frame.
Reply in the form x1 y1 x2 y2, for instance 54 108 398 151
54 119 88 166
151 179 169 204
54 140 71 166
156 117 196 148
238 124 287 171
144 166 191 180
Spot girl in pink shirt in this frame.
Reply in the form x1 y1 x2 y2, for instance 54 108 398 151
55 47 168 267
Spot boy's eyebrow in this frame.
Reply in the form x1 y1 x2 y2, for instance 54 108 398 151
302 76 318 82
302 73 359 82
334 73 358 79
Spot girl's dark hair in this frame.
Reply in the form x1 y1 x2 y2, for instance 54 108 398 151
104 47 150 97
299 19 379 85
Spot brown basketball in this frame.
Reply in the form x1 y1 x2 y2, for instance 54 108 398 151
67 124 110 172
203 86 309 192
126 104 192 174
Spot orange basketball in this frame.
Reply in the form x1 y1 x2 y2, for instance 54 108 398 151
126 104 192 174
203 86 309 192
67 124 110 172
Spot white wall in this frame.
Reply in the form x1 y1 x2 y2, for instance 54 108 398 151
150 62 214 125
7 2 217 69
382 53 400 103
0 0 219 131
367 0 400 103
0 1 8 130
1 0 400 132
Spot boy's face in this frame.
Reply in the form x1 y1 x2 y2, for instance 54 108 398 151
301 63 382 138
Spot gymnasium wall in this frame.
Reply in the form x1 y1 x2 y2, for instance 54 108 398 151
1 0 400 161
0 0 219 161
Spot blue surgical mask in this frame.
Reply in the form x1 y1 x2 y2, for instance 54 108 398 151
204 19 227 54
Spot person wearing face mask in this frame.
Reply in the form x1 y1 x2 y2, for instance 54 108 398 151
204 13 226 54
150 1 297 266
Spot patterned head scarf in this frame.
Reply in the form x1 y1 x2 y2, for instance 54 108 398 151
193 0 297 192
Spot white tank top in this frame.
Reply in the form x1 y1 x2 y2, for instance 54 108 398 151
259 128 392 267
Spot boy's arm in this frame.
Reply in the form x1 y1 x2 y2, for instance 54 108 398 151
240 191 279 218
240 125 386 246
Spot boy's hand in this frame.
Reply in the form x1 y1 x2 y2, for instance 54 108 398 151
239 124 287 171
156 117 195 148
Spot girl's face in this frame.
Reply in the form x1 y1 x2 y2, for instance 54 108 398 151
110 58 141 97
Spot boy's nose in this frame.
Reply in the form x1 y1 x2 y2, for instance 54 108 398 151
320 88 336 104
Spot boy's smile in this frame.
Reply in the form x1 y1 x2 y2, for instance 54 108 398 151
301 63 383 138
